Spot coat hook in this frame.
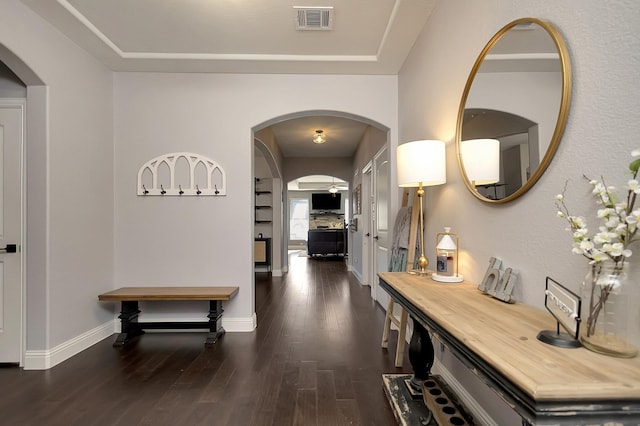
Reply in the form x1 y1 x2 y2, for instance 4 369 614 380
179 185 184 195
160 185 166 195
196 185 201 195
142 184 149 195
214 184 220 195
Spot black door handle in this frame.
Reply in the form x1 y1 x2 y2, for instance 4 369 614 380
365 233 370 237
373 236 379 240
0 244 17 253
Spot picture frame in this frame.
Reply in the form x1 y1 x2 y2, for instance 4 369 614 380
353 184 361 215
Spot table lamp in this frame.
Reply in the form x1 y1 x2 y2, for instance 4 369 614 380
397 140 446 275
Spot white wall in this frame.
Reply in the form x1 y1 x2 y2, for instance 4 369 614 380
113 73 398 327
0 0 114 353
399 0 640 423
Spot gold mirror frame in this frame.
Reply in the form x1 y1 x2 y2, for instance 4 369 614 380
456 18 572 204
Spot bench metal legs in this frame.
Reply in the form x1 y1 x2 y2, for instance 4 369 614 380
113 300 226 347
114 301 144 347
205 300 225 347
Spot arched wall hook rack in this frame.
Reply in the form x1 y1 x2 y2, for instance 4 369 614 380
137 152 227 196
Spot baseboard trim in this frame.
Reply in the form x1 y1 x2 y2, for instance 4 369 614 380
223 313 257 332
23 319 117 370
351 269 363 285
432 359 497 426
23 313 257 370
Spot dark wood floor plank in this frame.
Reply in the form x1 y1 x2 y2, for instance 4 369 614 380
317 369 339 426
248 352 287 426
298 360 318 389
0 252 406 425
333 363 356 399
336 398 363 426
198 357 238 403
293 388 317 426
271 359 301 425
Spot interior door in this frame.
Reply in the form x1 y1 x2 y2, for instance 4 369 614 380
0 103 24 364
373 146 390 306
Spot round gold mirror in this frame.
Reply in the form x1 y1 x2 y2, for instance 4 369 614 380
456 18 572 203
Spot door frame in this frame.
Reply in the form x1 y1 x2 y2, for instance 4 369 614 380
0 99 26 365
361 161 372 289
372 144 390 304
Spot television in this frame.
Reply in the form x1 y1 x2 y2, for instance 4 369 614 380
311 193 341 210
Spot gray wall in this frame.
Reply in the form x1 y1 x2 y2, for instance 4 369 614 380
112 73 398 326
399 0 640 422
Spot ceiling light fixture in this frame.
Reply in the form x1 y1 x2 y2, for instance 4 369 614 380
313 129 326 144
328 176 338 194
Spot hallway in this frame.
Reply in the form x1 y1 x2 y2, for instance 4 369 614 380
0 252 408 425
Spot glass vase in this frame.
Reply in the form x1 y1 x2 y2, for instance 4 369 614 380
579 261 638 357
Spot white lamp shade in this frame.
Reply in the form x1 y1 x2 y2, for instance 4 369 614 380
436 234 457 250
460 139 500 185
397 140 446 187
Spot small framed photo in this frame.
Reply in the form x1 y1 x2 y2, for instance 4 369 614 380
353 184 361 215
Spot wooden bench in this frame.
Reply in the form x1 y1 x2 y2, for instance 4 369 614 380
98 286 239 347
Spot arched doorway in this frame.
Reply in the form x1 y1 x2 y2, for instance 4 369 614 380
252 110 390 299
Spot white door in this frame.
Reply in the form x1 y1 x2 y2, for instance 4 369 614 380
372 146 390 305
0 103 24 364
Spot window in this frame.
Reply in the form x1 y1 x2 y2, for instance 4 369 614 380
290 198 309 241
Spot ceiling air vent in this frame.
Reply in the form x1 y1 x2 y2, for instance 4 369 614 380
294 7 333 30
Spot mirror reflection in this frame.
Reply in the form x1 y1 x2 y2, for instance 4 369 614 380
457 18 572 203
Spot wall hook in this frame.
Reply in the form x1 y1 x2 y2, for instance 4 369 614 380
160 185 166 195
142 185 149 195
179 185 184 195
196 185 201 195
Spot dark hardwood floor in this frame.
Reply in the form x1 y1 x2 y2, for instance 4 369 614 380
0 252 409 425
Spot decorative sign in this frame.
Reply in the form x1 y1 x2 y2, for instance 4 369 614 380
478 257 517 303
537 277 582 347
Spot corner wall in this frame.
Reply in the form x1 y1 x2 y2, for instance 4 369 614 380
0 0 114 362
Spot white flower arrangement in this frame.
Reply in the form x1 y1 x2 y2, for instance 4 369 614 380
555 149 640 341
555 149 640 272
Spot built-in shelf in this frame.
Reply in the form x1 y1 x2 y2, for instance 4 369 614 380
254 177 274 269
255 177 274 228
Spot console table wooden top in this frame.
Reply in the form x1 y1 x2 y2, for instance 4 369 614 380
98 286 239 302
378 272 640 402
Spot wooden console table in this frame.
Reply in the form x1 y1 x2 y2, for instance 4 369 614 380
98 286 239 347
378 272 640 425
